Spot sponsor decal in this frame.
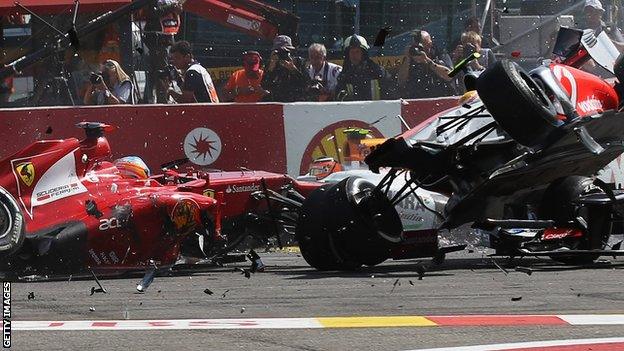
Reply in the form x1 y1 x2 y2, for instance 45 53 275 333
542 228 583 240
225 184 260 194
171 199 200 234
299 120 382 175
577 96 603 114
89 249 101 265
389 190 437 231
15 162 35 187
202 189 215 198
30 152 87 213
98 217 122 231
35 183 81 203
184 128 222 166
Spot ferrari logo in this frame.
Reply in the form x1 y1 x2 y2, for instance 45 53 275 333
202 189 215 198
16 162 35 187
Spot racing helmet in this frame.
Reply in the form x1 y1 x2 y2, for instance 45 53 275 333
343 34 370 52
114 156 151 179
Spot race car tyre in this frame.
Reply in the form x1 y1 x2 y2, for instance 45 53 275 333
296 184 344 270
0 187 25 257
296 177 403 271
476 59 559 147
539 176 610 264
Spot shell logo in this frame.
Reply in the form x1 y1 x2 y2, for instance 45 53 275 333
299 120 382 175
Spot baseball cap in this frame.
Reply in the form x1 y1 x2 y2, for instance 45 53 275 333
242 51 261 71
585 0 605 12
272 35 296 50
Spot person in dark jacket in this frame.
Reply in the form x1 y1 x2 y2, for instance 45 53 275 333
261 35 310 102
335 34 384 101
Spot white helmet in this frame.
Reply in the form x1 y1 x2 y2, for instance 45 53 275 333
343 34 370 51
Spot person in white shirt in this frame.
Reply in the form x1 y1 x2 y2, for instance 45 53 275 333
307 43 341 101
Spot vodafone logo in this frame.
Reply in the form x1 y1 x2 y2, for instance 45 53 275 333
184 128 222 166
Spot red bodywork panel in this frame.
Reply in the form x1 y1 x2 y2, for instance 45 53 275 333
165 170 318 221
551 63 619 119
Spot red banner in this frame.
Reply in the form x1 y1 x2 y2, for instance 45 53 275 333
0 103 286 173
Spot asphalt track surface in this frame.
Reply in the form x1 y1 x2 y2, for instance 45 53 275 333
8 250 624 351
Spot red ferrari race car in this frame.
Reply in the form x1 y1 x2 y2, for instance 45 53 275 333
0 122 314 279
296 27 624 270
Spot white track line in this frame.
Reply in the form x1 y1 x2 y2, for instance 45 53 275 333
403 337 624 351
14 318 323 331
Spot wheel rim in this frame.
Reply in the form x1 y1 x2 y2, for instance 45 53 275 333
0 202 12 240
520 71 552 108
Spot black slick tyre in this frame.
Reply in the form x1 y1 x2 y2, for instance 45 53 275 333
477 59 559 147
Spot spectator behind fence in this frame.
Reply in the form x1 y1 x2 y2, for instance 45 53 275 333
397 30 455 99
452 31 496 72
335 35 384 101
167 41 219 103
223 51 266 103
83 59 135 105
307 43 342 101
584 0 624 50
261 35 309 102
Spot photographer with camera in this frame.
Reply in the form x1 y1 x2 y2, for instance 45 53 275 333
83 59 135 105
165 41 219 103
223 51 267 103
452 31 496 72
261 35 310 102
307 43 341 101
397 30 455 99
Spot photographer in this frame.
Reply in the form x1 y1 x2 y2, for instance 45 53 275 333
397 30 455 99
452 31 496 72
261 35 309 102
166 41 219 103
83 59 135 105
335 34 384 101
307 43 341 101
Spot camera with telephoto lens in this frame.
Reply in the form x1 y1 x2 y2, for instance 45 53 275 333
409 43 425 57
157 64 179 81
275 48 292 61
90 72 103 85
463 43 477 57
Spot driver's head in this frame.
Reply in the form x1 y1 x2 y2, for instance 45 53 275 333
584 0 605 29
114 156 151 179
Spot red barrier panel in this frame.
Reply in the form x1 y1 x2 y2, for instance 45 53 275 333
0 103 286 173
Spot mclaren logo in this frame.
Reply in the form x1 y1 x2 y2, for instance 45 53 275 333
15 162 35 187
